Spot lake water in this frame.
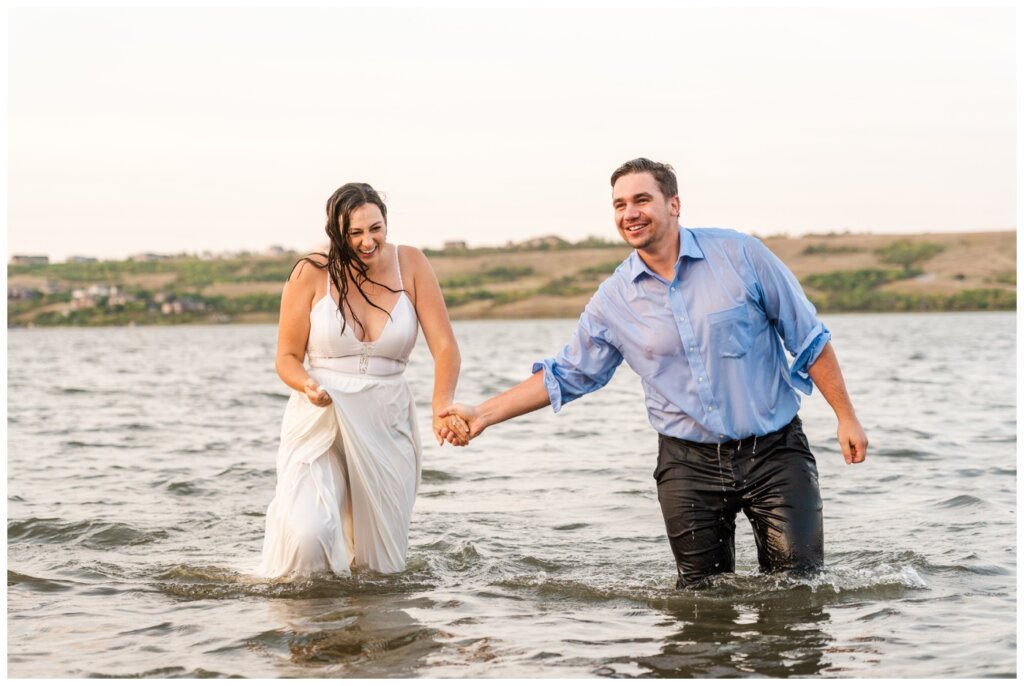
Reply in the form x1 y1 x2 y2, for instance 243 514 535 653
6 313 1016 677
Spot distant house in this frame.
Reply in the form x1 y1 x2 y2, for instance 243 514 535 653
70 289 97 310
443 240 468 251
67 255 98 264
160 295 205 315
7 287 41 300
264 245 290 257
108 291 133 307
10 255 49 266
519 235 568 250
86 284 111 298
130 253 171 262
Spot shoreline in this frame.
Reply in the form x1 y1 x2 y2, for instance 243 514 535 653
7 309 1016 331
8 230 1016 327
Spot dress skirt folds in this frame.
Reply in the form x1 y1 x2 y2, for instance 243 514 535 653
258 366 422 577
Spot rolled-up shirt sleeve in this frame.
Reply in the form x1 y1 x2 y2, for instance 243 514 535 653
745 237 831 394
532 300 623 412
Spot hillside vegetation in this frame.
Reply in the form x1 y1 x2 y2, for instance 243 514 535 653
7 231 1015 327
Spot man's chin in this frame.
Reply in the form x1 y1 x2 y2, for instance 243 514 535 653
624 235 655 251
617 231 642 245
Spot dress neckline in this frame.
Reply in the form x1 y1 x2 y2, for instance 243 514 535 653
313 290 409 344
311 244 408 344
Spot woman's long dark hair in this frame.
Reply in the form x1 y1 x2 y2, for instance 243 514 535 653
293 182 401 336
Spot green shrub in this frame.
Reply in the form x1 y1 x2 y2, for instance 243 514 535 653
992 272 1016 286
802 244 864 256
439 266 534 289
876 241 944 271
579 261 624 279
804 269 913 293
442 290 498 308
538 277 590 297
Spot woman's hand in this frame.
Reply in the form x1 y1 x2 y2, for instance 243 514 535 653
439 404 484 446
303 378 332 407
434 411 469 446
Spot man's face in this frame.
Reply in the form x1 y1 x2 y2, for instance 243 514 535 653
612 172 680 252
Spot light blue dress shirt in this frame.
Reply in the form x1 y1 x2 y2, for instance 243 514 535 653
532 227 831 443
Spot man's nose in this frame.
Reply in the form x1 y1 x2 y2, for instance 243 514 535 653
624 204 641 219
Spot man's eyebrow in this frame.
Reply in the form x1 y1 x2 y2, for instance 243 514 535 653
613 192 654 204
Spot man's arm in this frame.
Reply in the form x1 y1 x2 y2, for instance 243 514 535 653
745 237 831 393
439 371 550 442
807 342 868 465
438 298 623 445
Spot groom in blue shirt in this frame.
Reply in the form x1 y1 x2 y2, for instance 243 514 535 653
441 158 868 589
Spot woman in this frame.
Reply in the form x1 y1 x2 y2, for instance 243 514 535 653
259 182 464 577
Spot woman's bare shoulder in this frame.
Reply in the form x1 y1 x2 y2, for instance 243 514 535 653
289 253 329 284
396 244 432 272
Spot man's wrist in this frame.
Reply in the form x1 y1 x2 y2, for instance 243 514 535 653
476 405 494 431
835 409 859 423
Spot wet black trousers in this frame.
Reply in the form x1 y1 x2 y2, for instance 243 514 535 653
654 416 824 589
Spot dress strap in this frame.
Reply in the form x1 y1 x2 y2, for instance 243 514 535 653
394 244 404 290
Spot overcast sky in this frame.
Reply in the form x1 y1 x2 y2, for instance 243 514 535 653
7 7 1017 262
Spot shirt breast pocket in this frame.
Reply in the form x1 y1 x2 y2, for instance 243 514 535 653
707 304 753 358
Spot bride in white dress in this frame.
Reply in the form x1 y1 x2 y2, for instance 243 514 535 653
259 182 466 577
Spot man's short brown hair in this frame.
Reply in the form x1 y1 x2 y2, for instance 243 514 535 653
610 158 678 199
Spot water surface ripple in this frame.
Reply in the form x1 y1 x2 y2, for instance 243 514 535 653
7 313 1016 677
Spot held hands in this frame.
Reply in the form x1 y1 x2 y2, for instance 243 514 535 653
303 378 332 407
433 411 470 447
437 403 484 447
837 416 868 465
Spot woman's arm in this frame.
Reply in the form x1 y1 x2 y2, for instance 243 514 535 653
275 258 332 407
401 245 464 445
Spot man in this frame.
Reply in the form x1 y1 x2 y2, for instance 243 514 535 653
440 158 868 589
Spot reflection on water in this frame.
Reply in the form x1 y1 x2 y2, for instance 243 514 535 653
6 313 1017 677
267 595 441 677
635 593 833 678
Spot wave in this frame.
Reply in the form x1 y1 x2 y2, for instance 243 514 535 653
8 569 73 593
152 563 434 601
214 464 276 479
175 442 233 454
421 469 459 483
82 422 155 432
88 667 241 678
63 440 130 449
493 551 931 607
934 494 987 509
8 517 169 549
872 447 936 460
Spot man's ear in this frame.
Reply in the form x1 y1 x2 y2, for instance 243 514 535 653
670 195 681 218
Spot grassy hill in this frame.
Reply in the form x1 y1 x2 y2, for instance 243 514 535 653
7 231 1016 327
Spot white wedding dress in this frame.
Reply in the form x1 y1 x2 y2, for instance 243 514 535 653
259 246 421 577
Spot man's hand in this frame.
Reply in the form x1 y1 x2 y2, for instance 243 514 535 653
837 416 868 465
434 411 469 447
439 403 485 446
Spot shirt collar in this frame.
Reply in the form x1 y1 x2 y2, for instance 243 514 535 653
628 226 704 282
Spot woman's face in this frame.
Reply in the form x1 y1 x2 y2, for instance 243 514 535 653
345 203 387 263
